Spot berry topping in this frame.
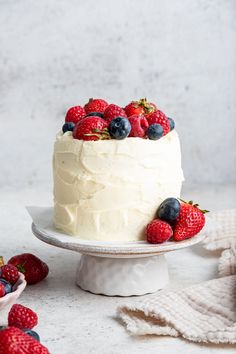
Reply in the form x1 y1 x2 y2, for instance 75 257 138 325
125 98 156 117
108 117 131 140
128 115 149 138
73 116 109 141
0 264 19 285
0 283 5 297
84 98 108 114
173 201 209 241
157 197 180 222
65 105 86 124
0 327 49 354
62 122 75 133
23 329 40 342
8 253 49 285
8 304 38 330
146 110 170 135
86 112 104 118
147 124 164 140
168 117 175 131
146 219 173 244
0 279 12 294
104 104 127 123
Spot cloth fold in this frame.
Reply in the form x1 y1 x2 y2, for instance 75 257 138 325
118 209 236 344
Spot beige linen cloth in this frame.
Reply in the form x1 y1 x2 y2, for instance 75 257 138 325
118 209 236 344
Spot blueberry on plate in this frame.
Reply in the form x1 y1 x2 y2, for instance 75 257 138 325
147 124 164 140
108 117 131 140
62 122 75 133
157 198 180 222
86 112 104 118
168 117 175 131
23 329 40 342
0 279 12 294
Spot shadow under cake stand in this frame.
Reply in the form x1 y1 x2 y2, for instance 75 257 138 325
29 207 206 297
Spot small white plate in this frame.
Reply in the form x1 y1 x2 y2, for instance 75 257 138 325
0 273 27 311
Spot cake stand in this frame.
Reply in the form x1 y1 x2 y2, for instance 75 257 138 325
28 207 208 297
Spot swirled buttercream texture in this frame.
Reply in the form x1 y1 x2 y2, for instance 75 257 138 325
53 130 184 241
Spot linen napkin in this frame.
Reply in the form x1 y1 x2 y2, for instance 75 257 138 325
118 209 236 344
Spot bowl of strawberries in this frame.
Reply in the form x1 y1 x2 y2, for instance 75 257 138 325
0 259 27 311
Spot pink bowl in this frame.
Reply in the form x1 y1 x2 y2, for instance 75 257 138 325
0 273 27 311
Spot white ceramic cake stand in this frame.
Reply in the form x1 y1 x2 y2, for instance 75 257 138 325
28 207 208 297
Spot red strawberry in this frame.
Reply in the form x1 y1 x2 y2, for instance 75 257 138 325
103 104 127 123
173 201 208 241
8 253 49 285
0 264 19 285
125 98 157 117
0 327 49 354
65 105 86 124
146 110 170 135
84 98 108 114
146 219 173 244
0 283 5 297
73 116 109 141
128 115 149 138
8 304 38 329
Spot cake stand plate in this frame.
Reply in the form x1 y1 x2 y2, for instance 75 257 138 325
28 207 209 297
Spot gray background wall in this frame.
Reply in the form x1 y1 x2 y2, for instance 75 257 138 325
1 0 236 190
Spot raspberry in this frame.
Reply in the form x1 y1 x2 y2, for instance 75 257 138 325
0 264 19 285
128 115 149 138
146 110 170 135
104 104 127 123
146 219 173 244
8 304 38 330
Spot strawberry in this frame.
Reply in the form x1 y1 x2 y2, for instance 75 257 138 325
146 110 170 135
73 116 109 141
8 253 49 285
65 105 86 124
0 327 49 354
0 283 5 297
124 98 157 117
173 201 208 241
84 98 108 114
8 304 38 329
103 104 127 123
0 264 19 285
146 219 173 244
128 115 149 138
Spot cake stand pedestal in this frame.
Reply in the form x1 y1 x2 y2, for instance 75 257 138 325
29 207 207 297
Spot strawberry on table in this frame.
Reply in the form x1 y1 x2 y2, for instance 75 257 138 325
0 264 19 285
65 105 86 124
84 98 109 114
173 201 208 241
128 115 149 138
8 304 38 329
103 104 127 123
124 98 157 117
8 253 49 285
73 116 109 141
0 327 49 354
146 110 170 135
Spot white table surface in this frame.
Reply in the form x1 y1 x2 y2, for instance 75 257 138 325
0 184 235 354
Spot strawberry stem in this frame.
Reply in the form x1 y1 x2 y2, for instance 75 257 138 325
0 256 4 267
179 198 209 213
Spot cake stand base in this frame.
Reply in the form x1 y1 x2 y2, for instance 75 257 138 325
76 254 169 296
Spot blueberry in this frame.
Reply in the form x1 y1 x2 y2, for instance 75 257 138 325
168 117 175 131
108 117 131 140
157 198 180 222
147 124 164 140
62 122 75 133
86 112 104 118
23 329 40 342
0 279 12 294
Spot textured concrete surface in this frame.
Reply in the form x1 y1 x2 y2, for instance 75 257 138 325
0 184 235 354
0 0 236 189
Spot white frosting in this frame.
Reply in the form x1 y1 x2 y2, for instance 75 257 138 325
53 131 184 241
